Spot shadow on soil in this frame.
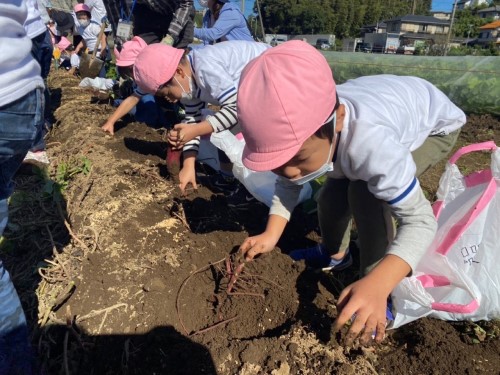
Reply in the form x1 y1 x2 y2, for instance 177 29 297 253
39 325 218 374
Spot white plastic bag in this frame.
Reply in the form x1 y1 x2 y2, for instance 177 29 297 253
391 141 500 328
210 131 312 207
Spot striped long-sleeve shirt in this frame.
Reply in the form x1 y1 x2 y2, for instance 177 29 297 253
180 41 271 153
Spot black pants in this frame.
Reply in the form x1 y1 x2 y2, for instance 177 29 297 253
133 4 195 49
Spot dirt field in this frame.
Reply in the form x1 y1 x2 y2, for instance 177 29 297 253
2 70 499 374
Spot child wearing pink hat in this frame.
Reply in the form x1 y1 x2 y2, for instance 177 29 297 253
70 3 107 76
133 40 270 200
236 40 466 345
101 36 149 135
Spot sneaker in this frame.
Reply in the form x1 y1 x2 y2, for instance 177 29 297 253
226 186 259 210
208 172 240 195
289 244 353 271
23 150 50 166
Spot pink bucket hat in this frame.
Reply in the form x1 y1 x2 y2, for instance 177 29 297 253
133 44 184 94
238 40 337 172
57 36 71 51
115 36 147 67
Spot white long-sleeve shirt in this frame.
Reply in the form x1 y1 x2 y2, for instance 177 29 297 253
24 0 46 38
270 75 466 271
75 20 102 51
0 0 44 107
181 40 270 153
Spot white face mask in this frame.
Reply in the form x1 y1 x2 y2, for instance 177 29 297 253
174 75 194 101
198 0 209 7
288 113 337 186
78 19 90 28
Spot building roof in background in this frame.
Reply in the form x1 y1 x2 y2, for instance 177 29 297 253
385 14 450 25
400 32 440 40
480 20 500 29
477 5 500 13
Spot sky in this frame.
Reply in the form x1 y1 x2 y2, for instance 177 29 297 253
194 1 456 17
431 0 455 12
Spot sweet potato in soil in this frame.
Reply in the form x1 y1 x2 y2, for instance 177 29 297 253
3 71 499 374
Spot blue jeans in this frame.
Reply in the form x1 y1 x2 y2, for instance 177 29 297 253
30 30 52 151
0 88 43 374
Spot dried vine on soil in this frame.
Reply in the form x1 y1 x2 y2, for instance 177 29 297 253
176 254 283 336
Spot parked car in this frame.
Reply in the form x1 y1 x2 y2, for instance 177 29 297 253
396 45 415 55
315 38 331 50
355 42 372 53
270 37 286 47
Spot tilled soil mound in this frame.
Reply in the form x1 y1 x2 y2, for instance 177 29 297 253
3 70 499 375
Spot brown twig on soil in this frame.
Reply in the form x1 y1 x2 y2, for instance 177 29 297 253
40 281 76 327
63 305 72 375
176 258 226 335
226 291 265 298
55 198 91 254
172 211 191 232
74 169 93 208
46 225 70 279
226 257 246 294
76 303 127 323
189 315 238 336
63 330 70 375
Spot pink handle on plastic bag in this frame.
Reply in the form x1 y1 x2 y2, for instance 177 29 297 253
416 275 480 314
449 141 497 165
435 178 496 255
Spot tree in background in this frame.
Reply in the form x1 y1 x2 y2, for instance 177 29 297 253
453 8 490 39
254 0 432 37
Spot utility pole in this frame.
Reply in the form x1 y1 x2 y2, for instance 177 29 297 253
255 0 265 41
444 0 458 56
241 0 245 15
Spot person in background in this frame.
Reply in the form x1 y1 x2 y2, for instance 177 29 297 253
23 0 53 166
70 3 107 77
0 0 46 372
134 41 271 208
236 41 466 345
46 18 58 45
101 36 167 135
81 0 111 35
56 36 76 70
102 0 195 48
195 0 253 45
48 7 75 38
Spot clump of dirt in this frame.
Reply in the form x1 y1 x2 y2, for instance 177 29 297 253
3 69 499 374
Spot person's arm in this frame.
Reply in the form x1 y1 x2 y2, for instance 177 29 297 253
99 30 107 54
169 68 239 146
167 0 193 43
178 150 198 195
194 7 240 42
239 214 288 261
167 98 208 148
240 177 303 260
101 94 141 135
333 186 437 345
101 0 121 34
74 40 85 54
333 254 411 346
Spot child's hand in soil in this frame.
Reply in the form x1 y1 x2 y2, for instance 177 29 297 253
178 165 197 196
334 255 410 346
101 120 115 135
239 232 278 261
167 124 198 149
333 275 389 346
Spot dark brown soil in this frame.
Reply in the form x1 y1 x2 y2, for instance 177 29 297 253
2 70 499 375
